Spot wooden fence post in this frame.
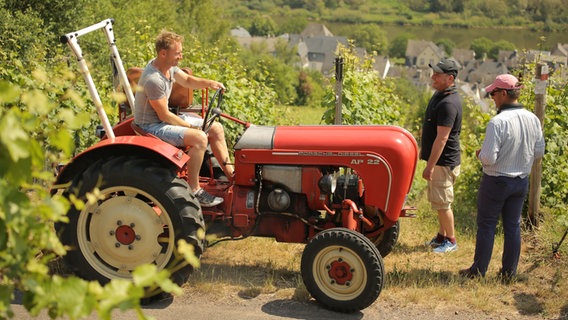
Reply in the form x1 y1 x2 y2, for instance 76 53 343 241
334 57 344 125
528 63 548 227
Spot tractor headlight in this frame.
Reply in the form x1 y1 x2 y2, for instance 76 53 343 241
318 174 337 195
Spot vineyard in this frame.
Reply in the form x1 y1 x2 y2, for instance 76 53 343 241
1 0 567 319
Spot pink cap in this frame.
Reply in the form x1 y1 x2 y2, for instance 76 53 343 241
485 74 523 93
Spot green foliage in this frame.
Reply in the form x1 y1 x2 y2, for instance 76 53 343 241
176 0 231 43
389 33 413 59
436 38 456 56
539 82 568 213
224 0 568 32
346 24 388 54
449 63 568 227
278 14 308 34
488 39 516 59
519 69 568 227
470 37 493 60
0 9 49 66
181 35 279 145
235 38 298 106
296 70 326 107
249 14 277 36
470 37 516 60
3 1 568 318
0 66 174 319
321 46 405 126
0 1 280 318
3 0 87 40
452 98 491 215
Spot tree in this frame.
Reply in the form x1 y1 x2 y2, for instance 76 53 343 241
279 14 308 34
249 14 277 36
177 0 231 43
306 0 325 13
436 38 456 56
429 0 465 12
296 70 313 106
344 0 365 9
3 0 86 37
296 69 325 107
488 39 516 60
274 38 299 65
389 34 412 58
405 0 429 11
348 24 388 55
324 0 341 9
470 37 493 60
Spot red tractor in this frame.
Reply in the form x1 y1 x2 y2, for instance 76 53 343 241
54 19 418 313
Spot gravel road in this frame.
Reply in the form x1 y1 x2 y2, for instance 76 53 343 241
10 290 552 320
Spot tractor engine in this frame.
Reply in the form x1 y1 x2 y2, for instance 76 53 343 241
247 164 367 243
256 165 363 215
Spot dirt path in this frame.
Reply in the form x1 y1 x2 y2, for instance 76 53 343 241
11 290 551 320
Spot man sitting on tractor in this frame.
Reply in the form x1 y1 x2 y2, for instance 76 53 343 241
133 30 233 207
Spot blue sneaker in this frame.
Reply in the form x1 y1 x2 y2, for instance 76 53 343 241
432 239 458 253
426 236 444 248
425 235 444 248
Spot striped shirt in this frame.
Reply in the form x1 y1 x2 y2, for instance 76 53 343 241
478 104 545 178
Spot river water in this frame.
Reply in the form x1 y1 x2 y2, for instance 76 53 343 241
333 23 568 51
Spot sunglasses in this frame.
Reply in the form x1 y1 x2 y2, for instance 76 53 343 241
490 89 504 97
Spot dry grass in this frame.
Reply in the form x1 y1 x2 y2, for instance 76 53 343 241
184 106 567 318
184 204 568 319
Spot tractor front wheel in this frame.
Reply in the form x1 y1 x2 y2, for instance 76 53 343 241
300 228 384 313
369 220 400 257
56 156 204 296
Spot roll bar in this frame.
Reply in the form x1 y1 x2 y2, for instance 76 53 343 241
60 18 135 140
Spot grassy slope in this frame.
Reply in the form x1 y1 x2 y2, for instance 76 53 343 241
188 211 566 318
223 0 552 31
184 106 567 318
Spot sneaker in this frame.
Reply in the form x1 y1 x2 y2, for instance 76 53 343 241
426 236 445 248
195 188 223 207
432 239 458 253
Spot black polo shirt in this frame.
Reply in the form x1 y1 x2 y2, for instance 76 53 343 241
420 87 462 167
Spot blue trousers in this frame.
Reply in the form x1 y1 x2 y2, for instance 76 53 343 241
469 174 529 277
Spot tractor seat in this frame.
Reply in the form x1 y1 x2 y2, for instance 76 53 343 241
131 121 156 138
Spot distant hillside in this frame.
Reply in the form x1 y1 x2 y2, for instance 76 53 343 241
222 0 568 34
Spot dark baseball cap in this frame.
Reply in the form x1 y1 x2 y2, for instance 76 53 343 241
429 58 459 76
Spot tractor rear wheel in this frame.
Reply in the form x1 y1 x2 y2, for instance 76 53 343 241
56 156 204 296
300 228 384 313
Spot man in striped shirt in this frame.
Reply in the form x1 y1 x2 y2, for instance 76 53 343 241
460 74 545 281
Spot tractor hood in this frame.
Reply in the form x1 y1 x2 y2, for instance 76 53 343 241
234 125 419 222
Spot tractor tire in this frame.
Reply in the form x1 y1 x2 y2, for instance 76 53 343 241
301 228 384 313
369 220 400 257
55 156 204 296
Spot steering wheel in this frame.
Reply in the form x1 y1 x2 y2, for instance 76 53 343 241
202 89 224 134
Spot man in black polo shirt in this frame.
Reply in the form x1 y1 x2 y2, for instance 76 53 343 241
421 58 462 253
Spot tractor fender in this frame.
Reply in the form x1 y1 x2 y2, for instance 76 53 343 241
52 136 189 191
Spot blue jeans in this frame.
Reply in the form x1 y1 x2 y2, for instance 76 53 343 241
469 174 529 277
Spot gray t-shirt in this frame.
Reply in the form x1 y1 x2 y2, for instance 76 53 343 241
133 59 180 125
